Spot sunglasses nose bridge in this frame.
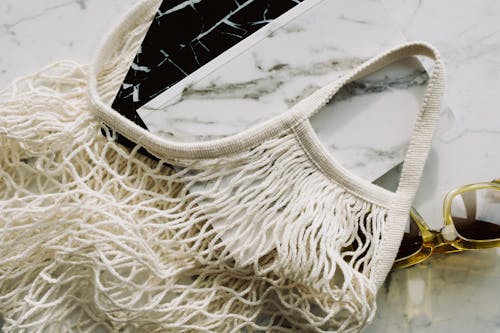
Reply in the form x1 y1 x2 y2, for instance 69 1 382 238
422 225 458 247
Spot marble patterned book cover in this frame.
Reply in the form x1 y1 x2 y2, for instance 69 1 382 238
112 0 306 128
113 0 439 182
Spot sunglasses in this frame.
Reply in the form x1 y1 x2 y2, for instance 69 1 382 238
394 179 500 269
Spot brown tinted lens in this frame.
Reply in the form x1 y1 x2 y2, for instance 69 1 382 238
451 188 500 240
396 215 423 260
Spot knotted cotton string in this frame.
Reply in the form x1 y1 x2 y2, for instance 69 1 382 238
0 8 388 332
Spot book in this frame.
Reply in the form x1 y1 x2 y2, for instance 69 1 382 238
113 0 432 182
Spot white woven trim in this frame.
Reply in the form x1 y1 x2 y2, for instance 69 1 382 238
292 121 395 208
372 45 445 288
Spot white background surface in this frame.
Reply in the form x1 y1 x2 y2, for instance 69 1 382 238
1 1 499 332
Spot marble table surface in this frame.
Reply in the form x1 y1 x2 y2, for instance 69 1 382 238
1 1 499 332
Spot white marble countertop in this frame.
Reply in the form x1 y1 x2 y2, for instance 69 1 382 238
1 1 499 332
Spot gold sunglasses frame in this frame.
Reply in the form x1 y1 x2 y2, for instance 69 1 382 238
393 179 500 269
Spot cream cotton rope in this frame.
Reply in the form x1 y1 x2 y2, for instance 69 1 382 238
0 0 445 332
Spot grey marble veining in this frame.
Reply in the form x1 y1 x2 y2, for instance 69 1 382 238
0 0 137 85
168 60 428 105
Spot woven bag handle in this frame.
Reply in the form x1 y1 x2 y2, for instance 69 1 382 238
297 42 445 196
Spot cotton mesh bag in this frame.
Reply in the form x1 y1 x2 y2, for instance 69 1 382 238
0 0 445 332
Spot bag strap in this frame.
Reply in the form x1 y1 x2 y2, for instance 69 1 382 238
295 41 445 196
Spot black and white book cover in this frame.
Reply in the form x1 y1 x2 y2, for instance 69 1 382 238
112 0 305 132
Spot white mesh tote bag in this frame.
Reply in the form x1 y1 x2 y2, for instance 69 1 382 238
0 0 444 332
